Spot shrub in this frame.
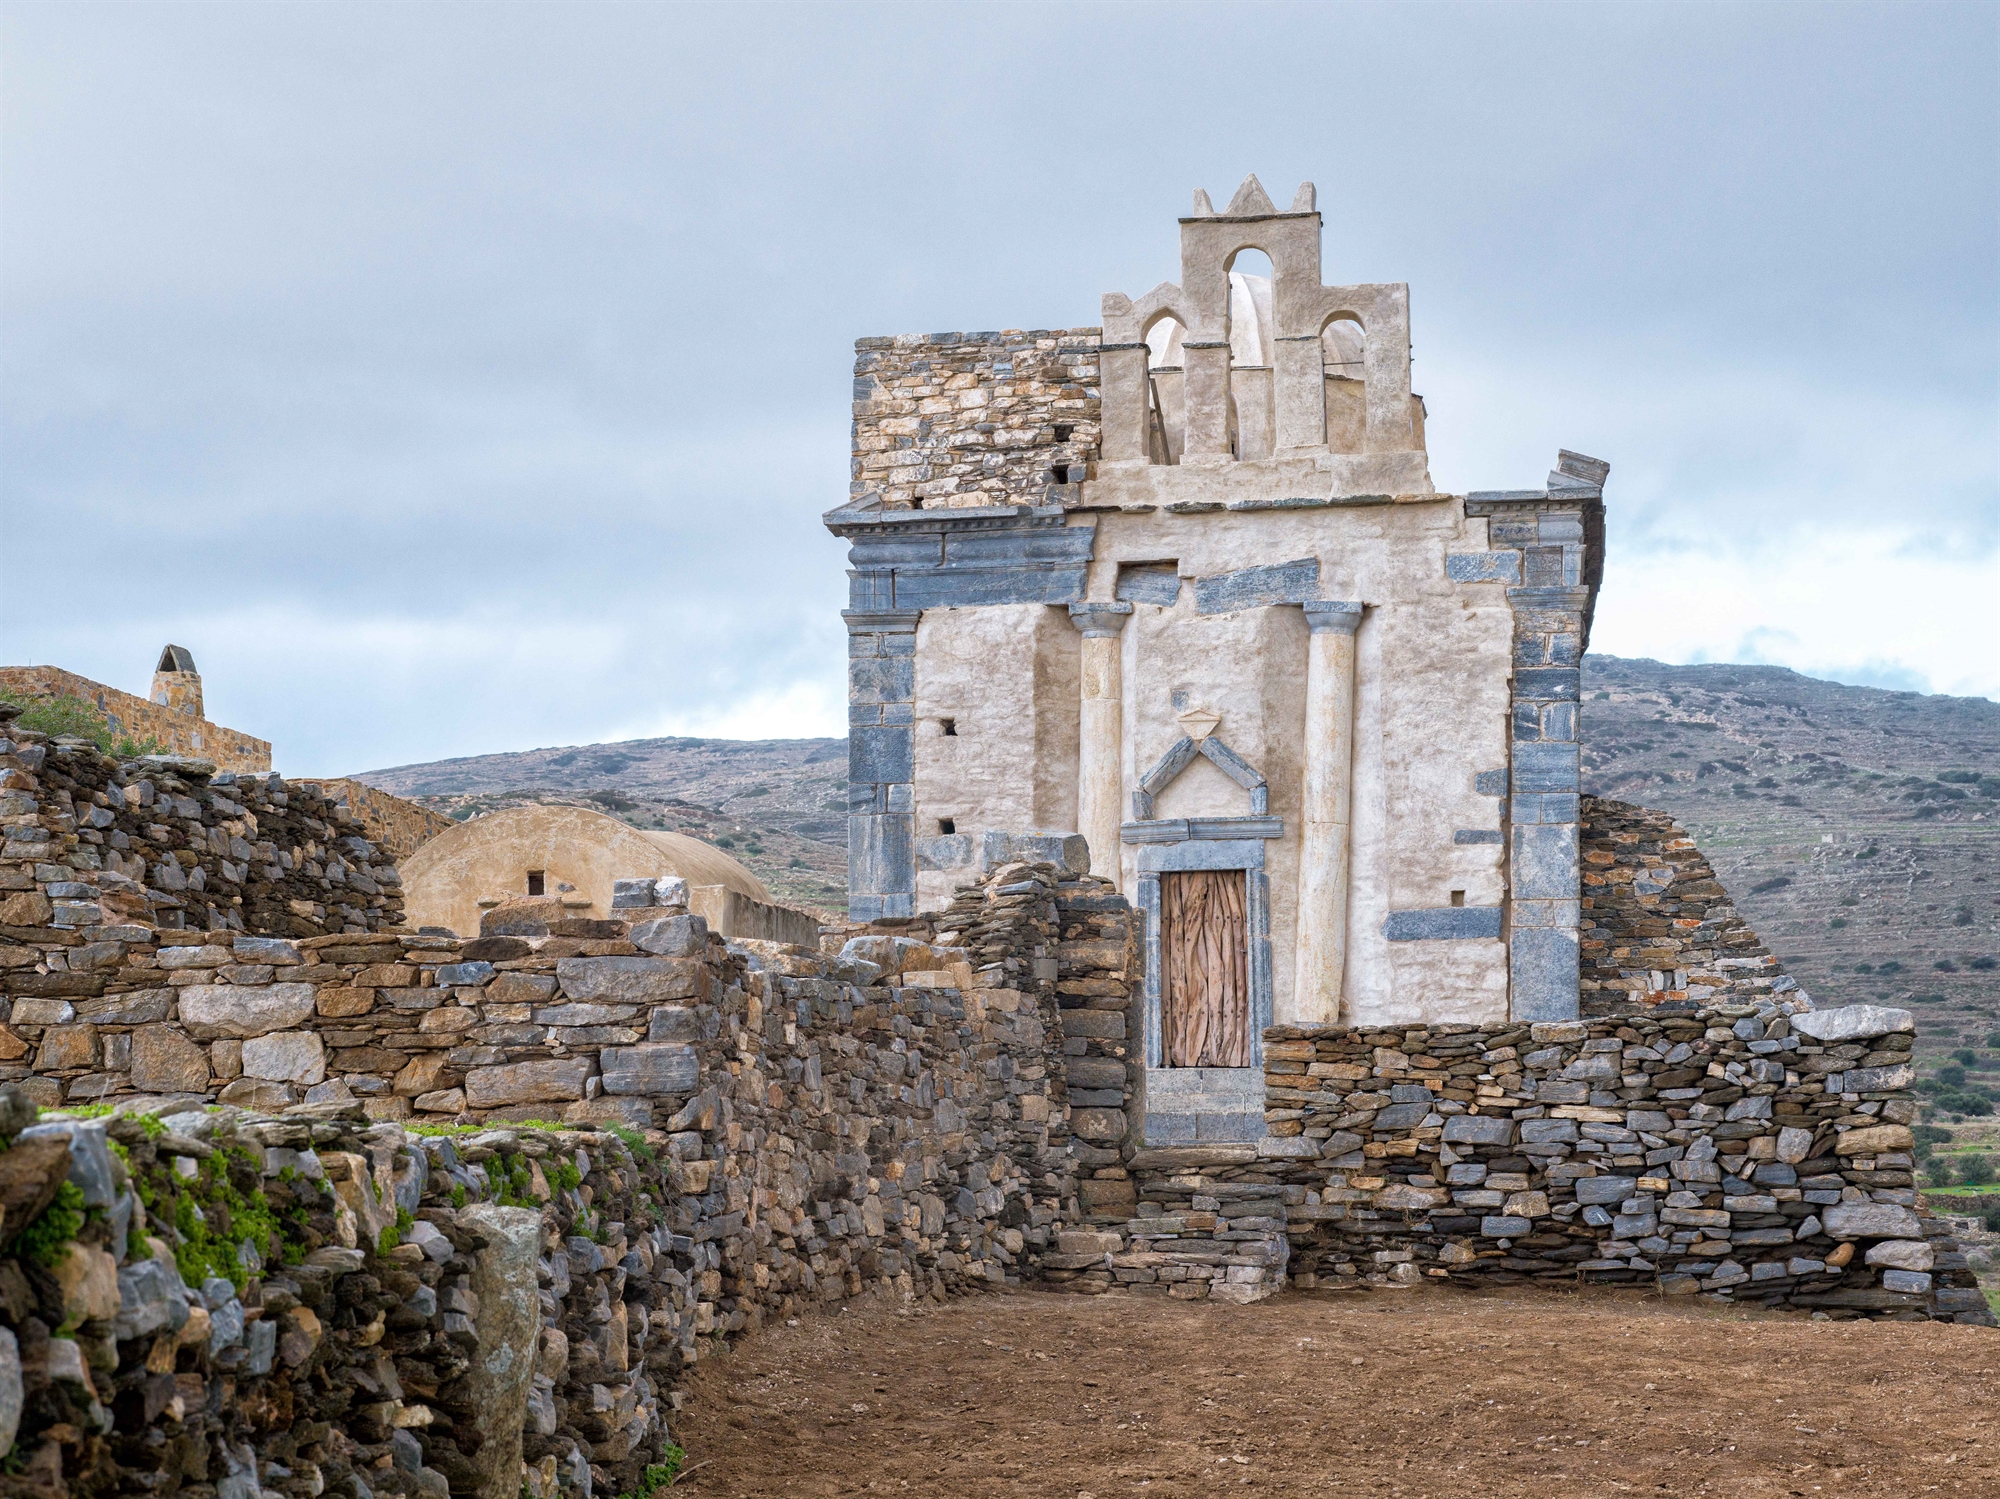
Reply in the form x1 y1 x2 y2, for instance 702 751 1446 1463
1971 957 1998 972
1953 1049 1979 1067
1957 1153 1995 1187
1937 960 1960 972
1986 1032 2000 1049
1939 1064 1967 1088
6 1181 86 1269
1829 917 1848 929
1924 1158 1955 1188
1878 960 1904 974
7 694 166 758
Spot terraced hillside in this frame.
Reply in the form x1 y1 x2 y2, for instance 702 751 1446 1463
1580 656 1999 1112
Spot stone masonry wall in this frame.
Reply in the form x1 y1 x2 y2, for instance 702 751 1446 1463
0 864 1147 1499
293 782 454 864
0 666 273 774
849 330 1101 511
1580 795 1796 1016
1261 998 1992 1324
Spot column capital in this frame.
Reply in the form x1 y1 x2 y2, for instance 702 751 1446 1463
1302 600 1363 634
1067 601 1135 637
842 609 922 634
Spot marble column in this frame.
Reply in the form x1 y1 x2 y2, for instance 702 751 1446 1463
1292 601 1363 1023
1068 602 1134 883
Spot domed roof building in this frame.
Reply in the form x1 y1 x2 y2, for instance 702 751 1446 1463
398 802 817 944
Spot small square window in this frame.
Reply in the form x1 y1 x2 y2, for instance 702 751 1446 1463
938 818 956 835
1449 890 1466 908
527 871 546 897
940 718 957 737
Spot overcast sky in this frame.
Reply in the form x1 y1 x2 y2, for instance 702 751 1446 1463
3 1 1995 776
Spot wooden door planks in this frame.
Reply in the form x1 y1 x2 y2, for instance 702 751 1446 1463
1160 869 1251 1067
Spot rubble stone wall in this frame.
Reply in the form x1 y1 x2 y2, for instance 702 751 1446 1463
849 330 1101 511
293 781 454 864
1579 795 1794 1016
1260 997 1992 1323
2 731 402 943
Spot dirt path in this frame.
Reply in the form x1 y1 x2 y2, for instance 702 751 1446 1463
672 1288 1999 1498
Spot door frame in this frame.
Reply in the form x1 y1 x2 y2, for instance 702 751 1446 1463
1136 838 1273 1070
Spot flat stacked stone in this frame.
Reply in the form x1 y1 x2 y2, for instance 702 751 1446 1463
1579 795 1794 1015
1260 997 1988 1323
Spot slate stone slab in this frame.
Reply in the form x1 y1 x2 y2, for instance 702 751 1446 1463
1381 907 1504 941
1192 557 1320 613
599 1044 699 1096
1446 552 1521 584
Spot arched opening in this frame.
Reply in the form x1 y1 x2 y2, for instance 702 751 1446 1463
1225 249 1275 460
1143 312 1188 465
1321 313 1367 454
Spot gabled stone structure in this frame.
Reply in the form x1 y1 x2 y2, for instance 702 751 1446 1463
827 177 1609 1146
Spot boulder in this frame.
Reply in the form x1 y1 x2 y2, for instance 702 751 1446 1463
0 1135 72 1236
53 1243 120 1325
0 1329 19 1456
17 1119 118 1208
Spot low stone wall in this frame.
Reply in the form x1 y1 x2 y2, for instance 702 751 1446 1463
1 723 403 940
686 884 820 948
294 780 454 862
1261 998 1993 1324
1579 795 1796 1015
0 664 272 773
0 869 1151 1496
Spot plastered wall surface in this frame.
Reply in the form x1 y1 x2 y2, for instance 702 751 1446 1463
1090 501 1515 1025
398 805 790 940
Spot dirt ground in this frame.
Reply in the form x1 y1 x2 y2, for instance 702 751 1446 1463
672 1287 2000 1498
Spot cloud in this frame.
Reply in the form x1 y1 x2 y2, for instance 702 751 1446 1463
2 1 1994 775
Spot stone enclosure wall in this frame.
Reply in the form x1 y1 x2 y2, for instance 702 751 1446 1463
1 729 403 943
0 665 272 774
849 330 1100 511
1260 999 1992 1323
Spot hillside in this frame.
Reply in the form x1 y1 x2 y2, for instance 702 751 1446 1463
355 656 1999 1090
1578 656 2000 1113
357 735 850 912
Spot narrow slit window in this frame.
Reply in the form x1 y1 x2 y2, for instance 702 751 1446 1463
938 818 956 835
527 871 546 897
940 718 957 737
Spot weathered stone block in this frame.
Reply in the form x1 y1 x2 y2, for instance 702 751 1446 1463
1441 1115 1516 1146
129 1026 209 1093
555 956 705 1004
598 1044 699 1096
1821 1202 1924 1240
241 1031 326 1085
177 984 318 1039
464 1060 595 1108
1792 1005 1914 1043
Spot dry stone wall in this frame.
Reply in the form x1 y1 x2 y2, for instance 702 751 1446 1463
1259 998 1992 1323
0 721 403 943
849 330 1100 511
1579 795 1796 1016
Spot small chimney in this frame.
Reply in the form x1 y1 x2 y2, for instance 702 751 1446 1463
151 644 203 719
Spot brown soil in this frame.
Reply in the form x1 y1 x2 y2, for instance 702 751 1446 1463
672 1287 2000 1498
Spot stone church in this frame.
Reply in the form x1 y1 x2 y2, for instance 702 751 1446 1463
825 176 1608 1143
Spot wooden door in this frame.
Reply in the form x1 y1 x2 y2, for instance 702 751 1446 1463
1160 869 1251 1067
